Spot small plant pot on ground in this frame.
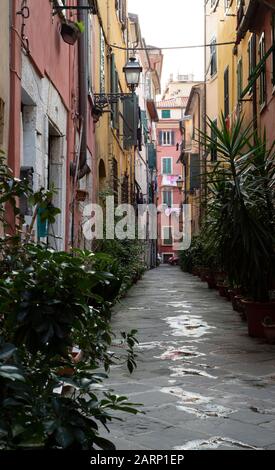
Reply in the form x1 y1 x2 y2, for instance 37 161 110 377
241 300 275 338
214 271 227 284
205 274 216 290
192 267 200 276
217 283 230 300
198 266 209 282
231 294 246 316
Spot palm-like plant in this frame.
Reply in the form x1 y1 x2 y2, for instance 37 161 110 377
201 114 275 302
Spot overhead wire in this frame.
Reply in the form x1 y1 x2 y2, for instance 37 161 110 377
109 40 236 51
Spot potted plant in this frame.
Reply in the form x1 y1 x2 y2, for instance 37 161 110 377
262 316 275 344
201 116 275 338
60 20 85 46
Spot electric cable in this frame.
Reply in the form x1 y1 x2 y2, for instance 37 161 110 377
109 40 236 52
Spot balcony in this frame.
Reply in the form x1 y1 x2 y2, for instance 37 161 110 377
236 0 259 44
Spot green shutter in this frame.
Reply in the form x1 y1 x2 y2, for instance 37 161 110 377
171 131 175 146
141 110 149 143
158 131 163 145
161 109 171 119
190 154 200 190
123 95 139 150
148 143 156 169
163 191 172 207
111 54 119 129
163 227 173 245
163 158 171 174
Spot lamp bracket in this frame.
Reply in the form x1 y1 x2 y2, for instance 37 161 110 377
52 2 97 16
94 93 133 110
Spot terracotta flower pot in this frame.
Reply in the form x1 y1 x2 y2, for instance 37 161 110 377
217 283 230 299
198 266 209 282
192 267 200 276
205 274 216 290
241 300 275 338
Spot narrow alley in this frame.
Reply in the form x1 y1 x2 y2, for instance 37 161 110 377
106 266 275 451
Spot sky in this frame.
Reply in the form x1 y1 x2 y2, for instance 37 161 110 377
127 0 204 94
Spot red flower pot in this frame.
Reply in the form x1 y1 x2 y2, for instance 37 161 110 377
205 274 216 290
241 300 275 338
217 283 230 299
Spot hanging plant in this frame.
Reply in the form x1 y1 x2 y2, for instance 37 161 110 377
60 20 85 46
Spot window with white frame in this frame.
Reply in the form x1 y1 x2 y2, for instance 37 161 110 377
210 37 217 76
224 0 232 12
159 130 175 146
162 157 172 175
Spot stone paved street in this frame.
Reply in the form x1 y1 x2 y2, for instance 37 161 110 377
104 265 275 450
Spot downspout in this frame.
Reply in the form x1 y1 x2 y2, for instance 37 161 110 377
78 0 90 178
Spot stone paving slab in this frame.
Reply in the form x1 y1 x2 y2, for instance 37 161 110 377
103 266 275 450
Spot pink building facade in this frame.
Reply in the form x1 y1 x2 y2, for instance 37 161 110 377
8 0 96 249
156 98 187 263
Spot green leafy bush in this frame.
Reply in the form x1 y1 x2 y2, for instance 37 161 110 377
0 156 141 450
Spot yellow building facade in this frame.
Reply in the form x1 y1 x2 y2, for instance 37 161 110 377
93 0 135 205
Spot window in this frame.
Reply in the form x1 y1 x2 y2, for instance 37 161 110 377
210 38 217 76
163 227 173 246
248 34 256 94
237 58 243 101
237 0 244 28
116 0 127 30
259 33 266 107
210 119 218 162
162 158 172 175
224 66 229 118
272 14 275 86
159 130 175 146
162 190 172 207
161 110 171 119
224 0 232 12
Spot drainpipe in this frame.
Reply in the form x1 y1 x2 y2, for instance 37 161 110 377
78 0 90 178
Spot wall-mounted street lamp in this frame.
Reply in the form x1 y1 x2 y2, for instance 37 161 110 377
93 57 143 116
123 57 143 92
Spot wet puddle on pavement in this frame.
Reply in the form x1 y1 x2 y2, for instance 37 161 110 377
161 387 235 419
169 365 216 379
174 437 261 450
155 346 204 361
164 314 215 338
